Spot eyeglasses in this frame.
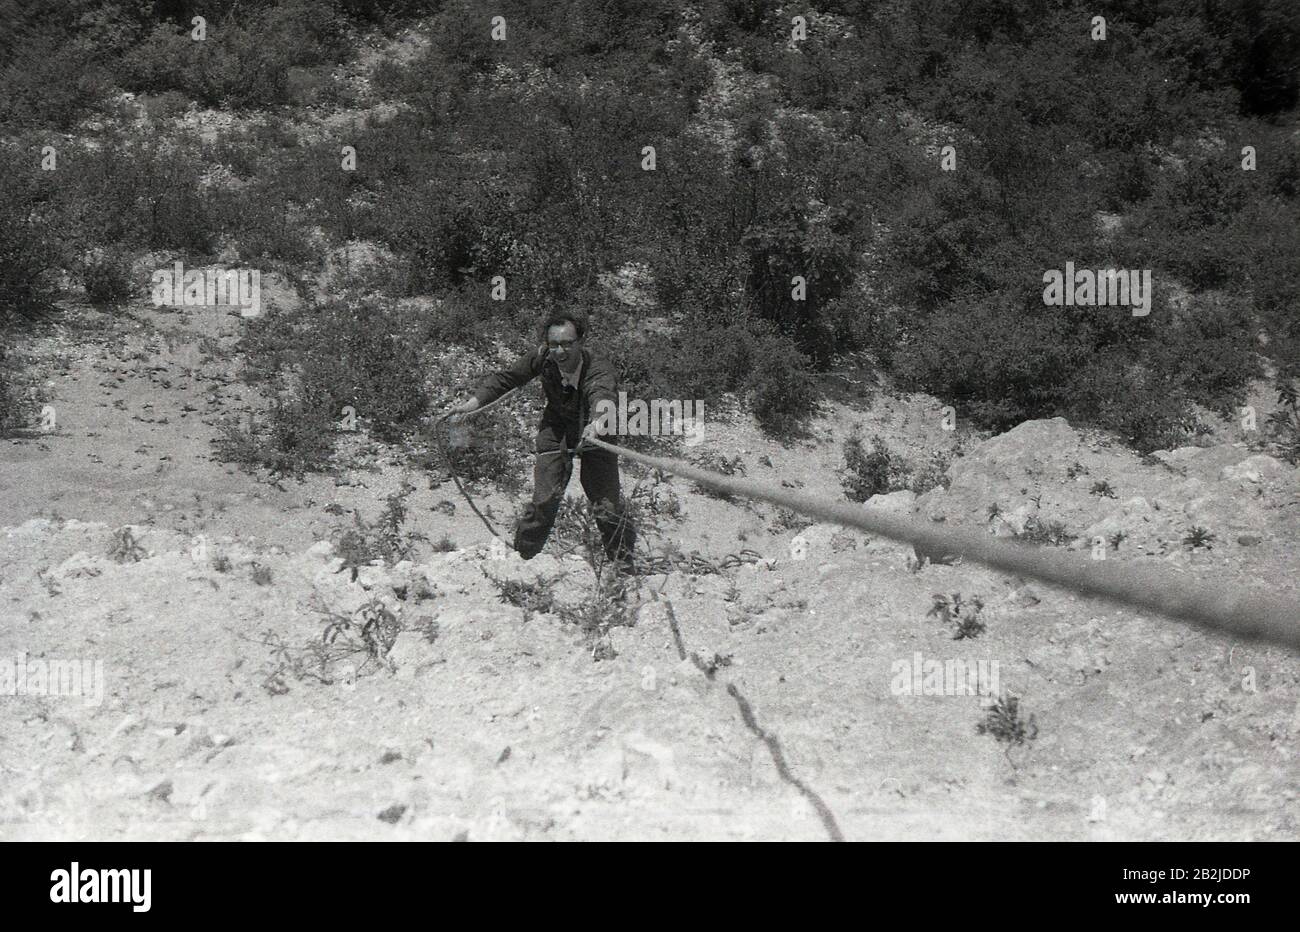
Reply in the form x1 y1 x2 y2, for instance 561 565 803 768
547 339 579 350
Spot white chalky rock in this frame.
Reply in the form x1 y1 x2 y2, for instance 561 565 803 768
863 489 917 515
1219 454 1286 484
304 540 334 561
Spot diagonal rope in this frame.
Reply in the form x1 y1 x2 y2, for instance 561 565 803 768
587 437 1300 653
660 599 845 841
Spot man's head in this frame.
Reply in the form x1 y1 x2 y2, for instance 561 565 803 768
541 312 586 374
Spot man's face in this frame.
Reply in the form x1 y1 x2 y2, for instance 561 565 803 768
546 322 582 373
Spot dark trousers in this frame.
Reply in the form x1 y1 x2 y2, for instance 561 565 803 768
514 423 634 563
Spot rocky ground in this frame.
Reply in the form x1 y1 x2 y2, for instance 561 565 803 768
1 294 1297 841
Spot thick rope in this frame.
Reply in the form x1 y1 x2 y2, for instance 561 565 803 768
587 438 1300 652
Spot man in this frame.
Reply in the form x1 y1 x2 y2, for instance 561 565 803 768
445 312 635 567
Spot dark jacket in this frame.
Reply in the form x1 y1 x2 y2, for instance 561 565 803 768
472 345 618 436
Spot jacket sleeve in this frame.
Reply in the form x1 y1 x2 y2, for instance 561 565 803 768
583 353 619 430
472 347 544 407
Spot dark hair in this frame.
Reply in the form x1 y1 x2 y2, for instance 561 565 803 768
539 311 587 341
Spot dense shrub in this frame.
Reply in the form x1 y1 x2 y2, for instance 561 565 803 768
62 134 216 254
742 202 858 367
238 297 432 444
894 296 1082 432
80 248 136 304
736 327 820 434
0 347 33 436
0 35 113 129
0 163 65 325
612 320 819 437
214 395 338 479
120 1 349 109
841 433 910 502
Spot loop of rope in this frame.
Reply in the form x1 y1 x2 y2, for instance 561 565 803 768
430 422 504 540
426 393 524 541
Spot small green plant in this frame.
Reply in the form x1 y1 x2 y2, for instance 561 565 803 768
841 432 911 502
688 451 745 500
1018 516 1076 547
1108 530 1127 551
485 573 559 621
1090 480 1117 499
214 398 336 479
554 584 635 659
107 527 146 563
908 449 953 494
430 535 457 553
256 630 316 695
629 472 682 519
328 596 402 669
1066 461 1089 479
372 480 428 563
333 482 428 578
1265 376 1300 465
977 693 1038 748
1182 525 1217 550
251 562 273 586
769 505 811 533
928 593 986 640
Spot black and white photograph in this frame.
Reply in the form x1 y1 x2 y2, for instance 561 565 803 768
0 0 1297 871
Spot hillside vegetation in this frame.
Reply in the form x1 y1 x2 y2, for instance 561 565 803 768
2 0 1299 458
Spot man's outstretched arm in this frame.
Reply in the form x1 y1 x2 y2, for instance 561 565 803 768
446 347 544 419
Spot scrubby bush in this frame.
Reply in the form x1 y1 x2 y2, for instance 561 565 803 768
623 322 819 438
296 300 431 442
908 450 953 495
80 249 135 304
234 297 432 452
1266 375 1300 465
0 151 65 325
214 396 337 479
0 0 118 129
140 90 191 120
120 1 349 109
64 134 216 254
841 433 910 502
742 201 859 367
0 348 34 436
